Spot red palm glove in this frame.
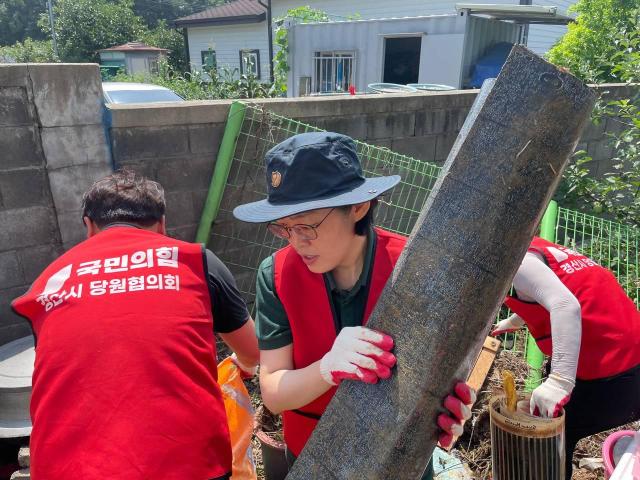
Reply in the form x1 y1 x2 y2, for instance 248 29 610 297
530 373 573 418
437 382 476 448
319 326 396 385
491 313 525 336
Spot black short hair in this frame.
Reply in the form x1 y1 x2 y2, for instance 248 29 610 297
81 169 166 228
339 198 379 236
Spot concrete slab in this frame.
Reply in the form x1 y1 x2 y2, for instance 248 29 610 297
0 336 34 438
27 63 103 127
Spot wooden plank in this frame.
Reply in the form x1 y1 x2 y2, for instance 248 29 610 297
466 336 501 393
444 336 501 450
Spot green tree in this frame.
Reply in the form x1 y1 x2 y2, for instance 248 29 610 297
272 6 331 95
0 0 47 46
556 13 640 226
547 0 640 82
0 37 56 62
141 20 188 73
40 0 146 62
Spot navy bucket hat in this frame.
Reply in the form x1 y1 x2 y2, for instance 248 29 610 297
232 132 400 223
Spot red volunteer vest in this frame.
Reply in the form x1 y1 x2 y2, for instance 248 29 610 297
273 228 406 456
505 236 640 380
12 227 231 480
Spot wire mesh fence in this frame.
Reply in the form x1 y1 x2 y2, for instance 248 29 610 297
554 207 640 307
206 101 639 358
208 102 441 300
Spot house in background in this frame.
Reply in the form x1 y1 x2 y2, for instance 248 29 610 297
287 5 574 95
174 0 269 81
98 42 169 76
175 0 575 94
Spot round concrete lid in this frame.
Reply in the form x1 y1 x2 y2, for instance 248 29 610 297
0 336 34 438
0 337 34 391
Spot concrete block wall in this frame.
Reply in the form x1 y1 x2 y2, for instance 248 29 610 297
108 102 229 241
108 84 633 245
0 64 111 345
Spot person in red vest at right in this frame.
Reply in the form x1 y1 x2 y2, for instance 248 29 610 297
233 132 476 480
492 237 640 479
12 170 259 480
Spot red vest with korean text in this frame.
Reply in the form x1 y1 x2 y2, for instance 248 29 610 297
273 227 406 456
505 236 640 380
11 227 231 480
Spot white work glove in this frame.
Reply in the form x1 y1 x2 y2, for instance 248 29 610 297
491 313 526 336
319 326 396 386
530 373 574 418
230 352 258 379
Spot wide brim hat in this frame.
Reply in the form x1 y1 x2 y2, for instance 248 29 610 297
0 336 34 438
233 132 401 223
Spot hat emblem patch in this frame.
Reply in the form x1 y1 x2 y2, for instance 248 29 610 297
271 171 282 188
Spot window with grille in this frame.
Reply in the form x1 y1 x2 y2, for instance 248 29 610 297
313 51 355 93
240 49 260 78
201 50 217 72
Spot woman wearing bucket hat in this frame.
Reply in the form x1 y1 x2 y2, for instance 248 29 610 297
233 132 475 478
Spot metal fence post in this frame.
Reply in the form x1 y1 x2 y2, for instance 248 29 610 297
195 101 247 244
525 200 558 391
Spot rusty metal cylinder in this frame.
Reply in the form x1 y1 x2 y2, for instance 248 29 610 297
490 395 565 480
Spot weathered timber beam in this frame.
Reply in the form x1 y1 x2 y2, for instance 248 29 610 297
286 45 595 480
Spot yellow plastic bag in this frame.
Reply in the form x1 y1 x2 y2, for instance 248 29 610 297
218 357 258 480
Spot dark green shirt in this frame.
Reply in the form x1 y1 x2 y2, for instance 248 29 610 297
255 229 377 350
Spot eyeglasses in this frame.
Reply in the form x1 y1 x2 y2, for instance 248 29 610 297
267 208 335 240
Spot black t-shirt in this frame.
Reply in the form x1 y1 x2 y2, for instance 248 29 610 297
204 249 250 333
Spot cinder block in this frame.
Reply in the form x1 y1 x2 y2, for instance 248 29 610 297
435 133 459 162
111 126 189 162
391 136 437 163
366 112 415 140
28 63 103 127
0 207 59 252
415 110 447 136
156 156 215 192
0 168 49 210
324 115 367 140
167 223 197 242
41 125 111 169
586 139 614 165
0 87 33 126
188 124 225 155
0 251 24 289
18 244 63 283
581 119 607 142
0 323 33 347
604 115 628 136
0 64 29 88
112 158 158 179
165 190 199 226
0 126 44 170
56 210 87 250
18 447 30 468
191 189 209 219
47 163 113 213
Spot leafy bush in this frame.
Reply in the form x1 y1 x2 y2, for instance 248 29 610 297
0 37 56 62
113 60 275 100
546 0 640 82
554 9 640 227
272 6 331 95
